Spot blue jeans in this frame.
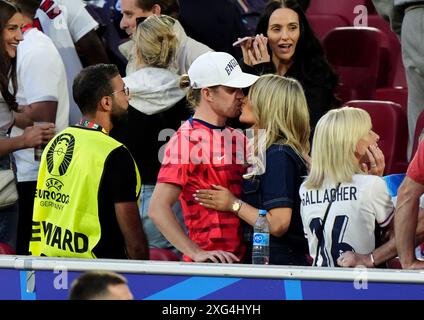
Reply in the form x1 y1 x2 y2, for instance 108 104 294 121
0 203 18 250
139 184 186 250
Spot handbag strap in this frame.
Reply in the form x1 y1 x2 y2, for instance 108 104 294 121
0 154 13 170
314 183 341 267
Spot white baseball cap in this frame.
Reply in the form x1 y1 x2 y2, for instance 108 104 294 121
188 52 259 89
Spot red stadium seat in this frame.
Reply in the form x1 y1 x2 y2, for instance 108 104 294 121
149 248 180 261
393 55 407 88
366 14 406 88
344 100 409 174
305 254 313 266
0 242 15 254
386 257 402 269
307 14 349 40
367 15 401 88
411 109 424 157
324 27 384 103
374 87 408 112
307 0 374 24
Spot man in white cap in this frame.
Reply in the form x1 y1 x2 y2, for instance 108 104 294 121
149 52 258 263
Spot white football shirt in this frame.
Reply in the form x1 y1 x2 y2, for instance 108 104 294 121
300 174 394 267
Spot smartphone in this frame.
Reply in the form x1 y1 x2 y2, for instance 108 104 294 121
232 36 253 47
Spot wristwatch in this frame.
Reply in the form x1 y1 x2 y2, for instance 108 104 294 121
231 199 243 214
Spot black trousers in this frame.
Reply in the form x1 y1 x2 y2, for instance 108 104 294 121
16 181 36 255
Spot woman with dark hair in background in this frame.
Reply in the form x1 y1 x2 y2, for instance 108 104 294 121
239 0 338 130
0 0 54 251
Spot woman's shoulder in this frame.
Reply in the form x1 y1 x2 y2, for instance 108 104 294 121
267 144 298 155
267 144 306 168
353 173 384 181
352 174 387 189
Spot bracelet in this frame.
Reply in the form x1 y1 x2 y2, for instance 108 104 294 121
370 252 376 267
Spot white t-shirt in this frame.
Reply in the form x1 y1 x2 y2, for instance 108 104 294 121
12 28 69 182
299 174 394 267
35 0 98 125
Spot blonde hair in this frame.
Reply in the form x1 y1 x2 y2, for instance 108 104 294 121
133 15 177 68
245 74 310 177
250 75 310 153
304 107 372 189
179 74 200 111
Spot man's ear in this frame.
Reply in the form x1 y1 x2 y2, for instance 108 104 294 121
99 96 113 112
152 3 161 15
201 87 214 103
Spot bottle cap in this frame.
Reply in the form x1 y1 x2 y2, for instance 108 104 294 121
258 209 267 216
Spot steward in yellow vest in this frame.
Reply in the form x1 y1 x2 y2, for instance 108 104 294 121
29 64 149 259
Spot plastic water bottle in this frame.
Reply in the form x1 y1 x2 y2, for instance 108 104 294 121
252 209 270 264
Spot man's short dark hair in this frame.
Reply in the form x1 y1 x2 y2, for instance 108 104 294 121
10 0 41 18
136 0 180 19
69 271 128 300
72 64 119 115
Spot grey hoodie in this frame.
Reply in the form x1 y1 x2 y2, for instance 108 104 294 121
124 67 187 115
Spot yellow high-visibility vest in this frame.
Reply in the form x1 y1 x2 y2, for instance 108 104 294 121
30 126 141 258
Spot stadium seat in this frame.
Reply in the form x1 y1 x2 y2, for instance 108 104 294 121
367 15 401 88
344 100 409 175
411 109 424 157
324 27 384 103
393 55 407 88
149 248 180 261
386 257 402 269
307 0 374 24
307 14 349 40
374 87 408 112
366 14 407 88
0 242 15 254
305 254 313 266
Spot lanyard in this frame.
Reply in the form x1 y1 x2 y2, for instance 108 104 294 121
78 118 107 134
